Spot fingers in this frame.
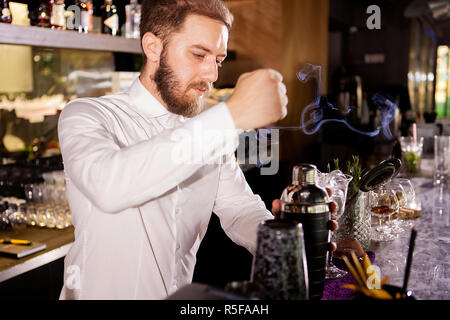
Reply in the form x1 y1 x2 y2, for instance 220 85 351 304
329 242 337 252
331 220 338 231
327 220 339 231
278 82 287 95
277 78 288 120
268 69 283 82
271 199 281 215
329 201 338 214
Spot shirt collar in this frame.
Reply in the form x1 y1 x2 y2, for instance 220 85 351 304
128 76 169 118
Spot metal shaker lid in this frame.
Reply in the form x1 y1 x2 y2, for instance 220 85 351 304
280 164 330 214
358 158 402 192
292 164 317 186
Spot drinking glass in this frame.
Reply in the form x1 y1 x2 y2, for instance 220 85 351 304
36 204 47 227
392 178 419 222
317 170 353 279
400 136 424 176
433 136 450 186
26 204 38 226
383 181 412 231
369 187 399 241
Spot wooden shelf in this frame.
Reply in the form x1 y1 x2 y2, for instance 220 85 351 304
0 23 142 54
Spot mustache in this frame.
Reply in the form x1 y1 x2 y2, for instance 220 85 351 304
186 81 212 92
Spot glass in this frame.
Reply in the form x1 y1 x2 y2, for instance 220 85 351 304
36 204 47 227
317 170 353 279
432 184 449 227
369 187 399 241
392 178 421 221
433 136 450 187
335 192 372 250
384 181 412 231
26 204 38 226
251 220 308 300
400 136 424 177
8 203 27 230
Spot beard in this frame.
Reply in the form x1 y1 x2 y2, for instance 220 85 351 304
154 49 211 118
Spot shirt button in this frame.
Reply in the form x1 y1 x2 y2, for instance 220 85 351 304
175 208 181 215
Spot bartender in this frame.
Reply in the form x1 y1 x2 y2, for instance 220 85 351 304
58 0 337 299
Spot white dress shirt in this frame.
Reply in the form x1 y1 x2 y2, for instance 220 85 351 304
58 77 273 299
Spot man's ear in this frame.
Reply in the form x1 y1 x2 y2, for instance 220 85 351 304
141 32 163 63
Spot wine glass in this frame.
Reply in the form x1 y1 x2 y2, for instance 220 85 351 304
386 181 415 229
369 187 399 241
383 182 406 234
392 178 416 225
317 170 353 279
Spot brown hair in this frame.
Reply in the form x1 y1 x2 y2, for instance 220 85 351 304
140 0 233 65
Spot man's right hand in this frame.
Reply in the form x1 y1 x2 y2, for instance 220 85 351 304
226 69 288 131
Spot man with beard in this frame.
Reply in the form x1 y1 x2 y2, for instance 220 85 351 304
58 0 336 299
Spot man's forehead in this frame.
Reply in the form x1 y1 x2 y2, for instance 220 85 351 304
174 14 229 53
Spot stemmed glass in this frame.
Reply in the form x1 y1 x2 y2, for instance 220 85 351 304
369 187 400 241
317 170 353 279
386 180 414 229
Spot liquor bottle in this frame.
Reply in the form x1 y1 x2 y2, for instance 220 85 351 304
37 0 52 28
0 0 11 24
77 0 92 33
51 0 65 29
125 0 140 39
101 0 118 36
91 0 102 33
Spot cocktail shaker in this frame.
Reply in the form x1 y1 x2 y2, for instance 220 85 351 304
251 219 309 300
279 164 331 300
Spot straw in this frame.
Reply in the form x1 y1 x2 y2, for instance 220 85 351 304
412 123 417 146
402 228 417 292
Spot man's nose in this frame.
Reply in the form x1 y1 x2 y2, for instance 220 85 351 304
200 58 219 83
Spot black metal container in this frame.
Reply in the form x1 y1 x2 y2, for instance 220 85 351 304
251 219 309 300
279 164 331 300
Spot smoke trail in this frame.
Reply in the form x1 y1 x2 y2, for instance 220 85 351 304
261 63 397 139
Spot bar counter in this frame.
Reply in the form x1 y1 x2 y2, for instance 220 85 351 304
369 176 449 299
0 226 74 283
0 161 448 300
322 174 449 300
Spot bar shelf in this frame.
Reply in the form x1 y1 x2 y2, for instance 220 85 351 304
0 23 141 54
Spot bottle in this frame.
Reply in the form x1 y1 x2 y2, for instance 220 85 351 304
101 0 118 36
125 0 140 39
37 0 52 28
91 0 101 33
279 164 331 300
0 0 11 24
77 0 92 33
51 0 65 30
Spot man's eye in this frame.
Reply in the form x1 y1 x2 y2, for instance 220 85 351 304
193 53 205 59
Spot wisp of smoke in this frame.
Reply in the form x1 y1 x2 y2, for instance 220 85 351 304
258 63 397 141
